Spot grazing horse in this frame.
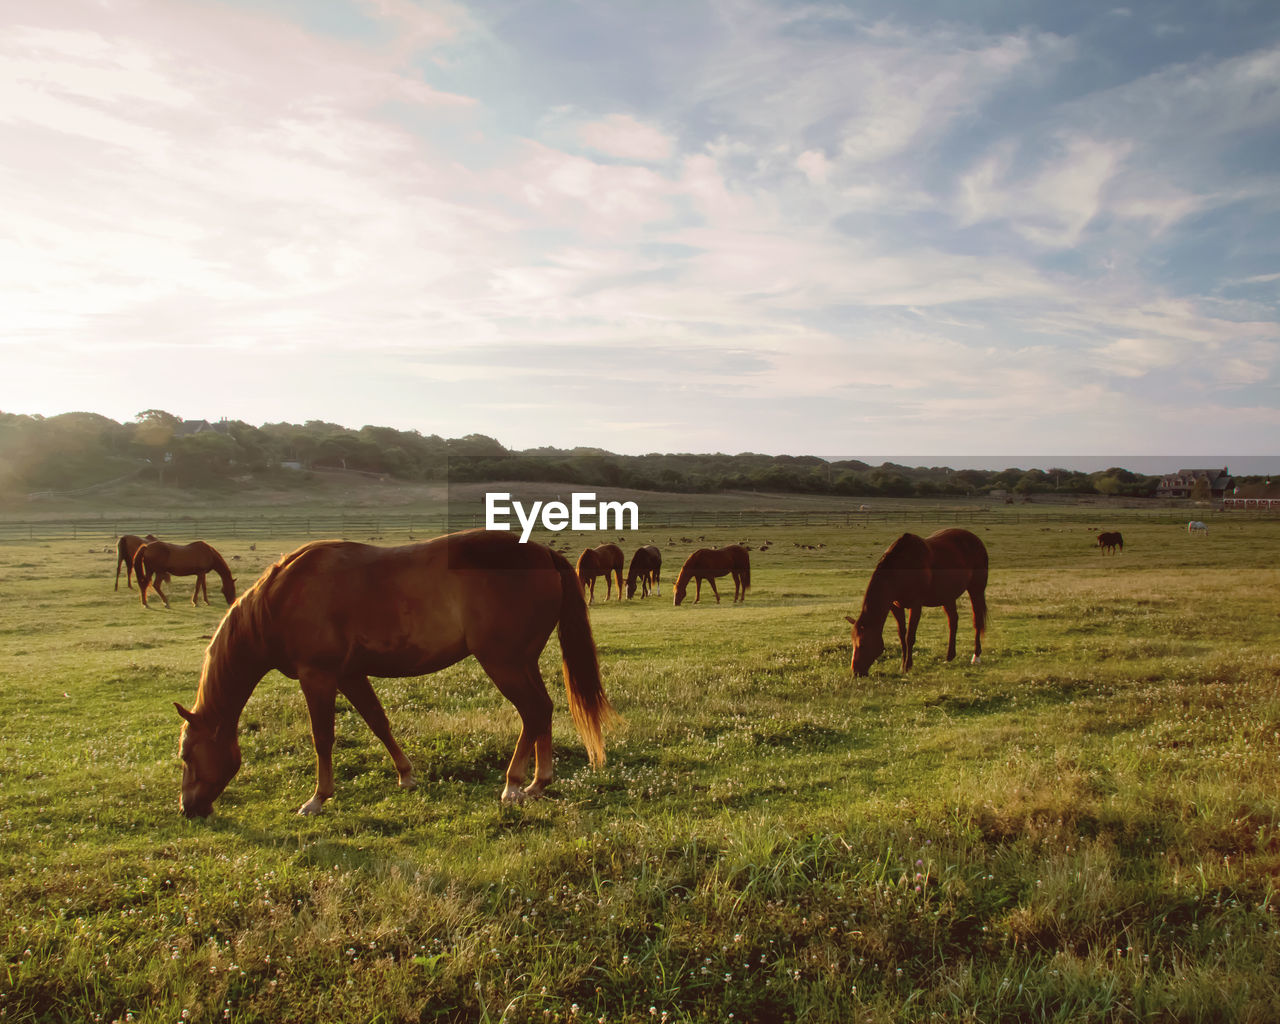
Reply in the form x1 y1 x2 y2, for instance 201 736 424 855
134 540 236 609
1097 531 1123 555
576 543 625 603
174 530 616 817
1188 520 1209 536
625 545 662 598
114 533 164 590
846 528 988 676
673 546 751 605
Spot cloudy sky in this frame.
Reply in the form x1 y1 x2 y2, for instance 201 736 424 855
2 0 1278 457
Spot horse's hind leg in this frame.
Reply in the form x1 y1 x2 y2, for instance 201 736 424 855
338 675 415 792
479 658 554 801
707 577 721 603
942 600 959 662
969 589 986 665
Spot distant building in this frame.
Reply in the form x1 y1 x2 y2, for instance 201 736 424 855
1222 481 1280 511
173 419 232 437
1155 467 1233 499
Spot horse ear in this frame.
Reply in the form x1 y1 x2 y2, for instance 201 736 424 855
845 615 856 625
174 702 197 724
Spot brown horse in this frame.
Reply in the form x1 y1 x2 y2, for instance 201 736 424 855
134 540 236 609
846 528 987 676
625 545 662 598
174 530 616 817
1097 531 1123 555
114 533 163 590
673 546 751 605
576 543 624 603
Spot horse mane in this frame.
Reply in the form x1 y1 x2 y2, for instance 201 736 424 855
861 533 924 613
205 543 234 585
193 553 292 718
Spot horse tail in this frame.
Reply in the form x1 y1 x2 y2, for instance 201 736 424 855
551 549 616 767
740 548 751 591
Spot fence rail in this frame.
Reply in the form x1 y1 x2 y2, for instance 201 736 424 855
1 505 1274 543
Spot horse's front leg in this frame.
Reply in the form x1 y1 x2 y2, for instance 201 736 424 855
693 578 702 603
587 578 596 605
298 674 338 815
614 570 624 601
890 603 908 669
151 576 171 609
903 606 923 672
338 675 414 791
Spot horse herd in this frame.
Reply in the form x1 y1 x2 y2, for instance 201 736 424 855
108 520 1200 817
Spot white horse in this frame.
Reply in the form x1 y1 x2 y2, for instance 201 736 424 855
1188 520 1208 536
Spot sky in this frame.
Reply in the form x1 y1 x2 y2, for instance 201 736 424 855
2 0 1278 460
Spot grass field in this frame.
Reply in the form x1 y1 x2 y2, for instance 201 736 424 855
2 504 1279 1023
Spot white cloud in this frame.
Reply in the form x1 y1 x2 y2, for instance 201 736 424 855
578 113 673 162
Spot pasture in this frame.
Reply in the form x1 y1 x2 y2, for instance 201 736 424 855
2 510 1279 1023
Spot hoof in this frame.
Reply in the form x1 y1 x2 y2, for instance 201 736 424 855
501 786 528 803
297 798 326 815
971 654 981 665
398 774 417 791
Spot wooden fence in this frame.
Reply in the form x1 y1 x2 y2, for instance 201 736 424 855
1 505 1273 543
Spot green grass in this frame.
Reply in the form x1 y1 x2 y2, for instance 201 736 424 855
1 510 1279 1022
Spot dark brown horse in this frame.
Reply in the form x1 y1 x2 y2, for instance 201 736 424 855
174 530 616 817
134 540 236 609
625 545 662 598
114 533 163 590
846 528 988 676
673 546 751 605
576 543 625 603
1097 531 1123 555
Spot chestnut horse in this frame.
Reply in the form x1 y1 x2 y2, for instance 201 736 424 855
175 530 615 817
114 533 163 590
673 546 751 605
576 543 625 603
1097 531 1123 555
625 545 662 598
134 540 236 609
846 528 988 676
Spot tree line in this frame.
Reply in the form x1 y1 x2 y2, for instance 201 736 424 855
0 409 1200 501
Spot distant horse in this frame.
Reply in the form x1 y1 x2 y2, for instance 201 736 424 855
174 530 615 817
1097 531 1123 555
576 543 625 603
114 533 164 590
1188 520 1208 536
673 546 751 605
846 528 988 676
134 540 236 609
625 545 662 598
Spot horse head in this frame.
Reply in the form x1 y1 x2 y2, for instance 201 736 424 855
221 577 237 606
846 614 884 677
175 703 241 818
626 576 637 599
673 580 688 606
